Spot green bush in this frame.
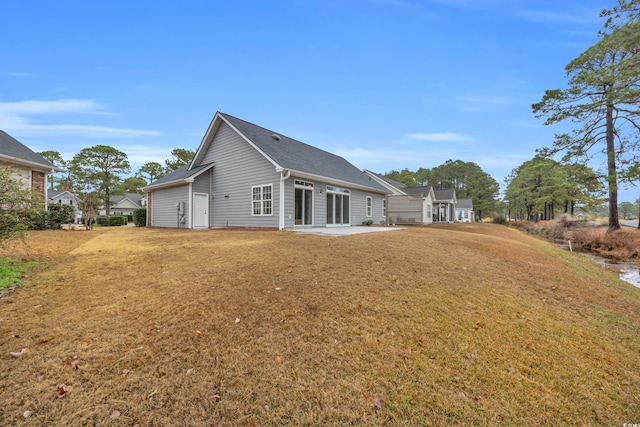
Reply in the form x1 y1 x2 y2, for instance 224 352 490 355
24 204 75 230
95 216 109 226
133 208 147 227
127 214 133 222
109 215 127 226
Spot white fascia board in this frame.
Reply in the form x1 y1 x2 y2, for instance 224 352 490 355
142 179 190 192
190 114 222 170
285 169 389 195
188 162 215 180
362 170 407 195
143 163 215 192
0 155 59 173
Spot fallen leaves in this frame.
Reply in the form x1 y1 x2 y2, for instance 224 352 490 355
57 384 70 398
10 348 29 357
373 396 382 410
62 357 80 370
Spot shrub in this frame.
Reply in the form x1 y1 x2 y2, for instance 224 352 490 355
492 215 509 225
109 215 127 226
24 204 75 230
133 208 147 227
95 216 109 226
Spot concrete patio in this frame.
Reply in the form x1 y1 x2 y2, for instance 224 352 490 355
290 226 405 236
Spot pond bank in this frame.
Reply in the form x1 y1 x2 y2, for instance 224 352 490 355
511 219 640 287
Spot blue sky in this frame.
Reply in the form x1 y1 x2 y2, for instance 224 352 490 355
2 0 636 202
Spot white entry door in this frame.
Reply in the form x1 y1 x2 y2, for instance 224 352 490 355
193 193 209 228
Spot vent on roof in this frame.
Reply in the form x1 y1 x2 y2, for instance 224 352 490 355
271 134 281 141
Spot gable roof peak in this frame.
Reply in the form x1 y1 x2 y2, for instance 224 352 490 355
211 112 388 193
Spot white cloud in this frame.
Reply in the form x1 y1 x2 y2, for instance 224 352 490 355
0 99 101 115
405 132 474 142
0 99 162 138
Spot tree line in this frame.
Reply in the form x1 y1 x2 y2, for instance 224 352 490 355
383 160 500 221
38 146 194 228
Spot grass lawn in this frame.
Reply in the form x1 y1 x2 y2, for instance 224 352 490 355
0 224 639 426
0 257 39 293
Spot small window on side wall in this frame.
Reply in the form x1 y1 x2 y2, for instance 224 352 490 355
366 196 372 217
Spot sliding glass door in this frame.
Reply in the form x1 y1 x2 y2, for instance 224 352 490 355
326 186 350 226
295 180 313 226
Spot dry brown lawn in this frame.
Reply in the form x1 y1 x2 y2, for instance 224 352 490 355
1 224 639 426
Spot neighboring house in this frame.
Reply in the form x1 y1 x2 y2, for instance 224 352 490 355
433 189 457 223
102 193 146 216
363 170 435 225
0 130 57 203
455 198 474 223
402 186 435 224
49 190 83 223
143 112 390 229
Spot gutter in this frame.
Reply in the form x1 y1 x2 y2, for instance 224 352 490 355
279 169 291 230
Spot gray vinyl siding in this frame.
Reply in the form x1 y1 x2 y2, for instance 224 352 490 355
192 171 211 195
151 185 190 228
207 122 280 228
349 189 386 226
284 176 384 228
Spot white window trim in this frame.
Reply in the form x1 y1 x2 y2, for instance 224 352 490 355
251 184 273 216
366 196 372 217
382 198 386 217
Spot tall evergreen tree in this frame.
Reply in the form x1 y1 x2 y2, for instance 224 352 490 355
532 2 640 232
71 145 130 216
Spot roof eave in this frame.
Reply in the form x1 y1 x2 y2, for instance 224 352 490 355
0 155 59 172
282 168 389 194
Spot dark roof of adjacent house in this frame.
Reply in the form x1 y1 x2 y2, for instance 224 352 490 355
0 130 55 169
457 198 473 209
403 186 432 196
433 188 456 201
110 193 145 206
49 190 82 202
219 113 387 193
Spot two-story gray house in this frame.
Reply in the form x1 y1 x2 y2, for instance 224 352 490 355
144 112 389 230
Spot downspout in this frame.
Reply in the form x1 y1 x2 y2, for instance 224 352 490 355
188 182 193 229
44 172 49 209
279 169 291 230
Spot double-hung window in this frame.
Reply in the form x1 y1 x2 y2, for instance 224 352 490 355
252 184 273 216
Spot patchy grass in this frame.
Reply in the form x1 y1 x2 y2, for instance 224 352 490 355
0 225 639 426
0 257 39 292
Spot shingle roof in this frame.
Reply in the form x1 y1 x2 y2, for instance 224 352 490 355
362 170 408 192
0 130 55 168
111 193 144 206
457 198 473 209
403 186 431 196
433 188 456 201
147 162 214 188
220 113 387 193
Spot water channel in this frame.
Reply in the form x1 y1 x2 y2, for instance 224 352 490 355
561 242 640 288
590 256 640 288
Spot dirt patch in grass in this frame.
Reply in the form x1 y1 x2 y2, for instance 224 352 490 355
1 224 639 425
